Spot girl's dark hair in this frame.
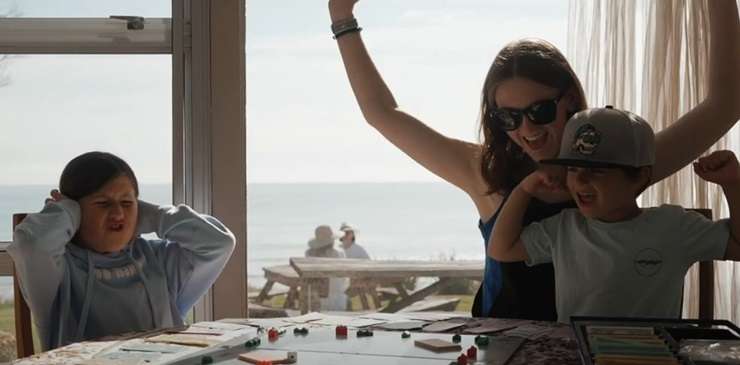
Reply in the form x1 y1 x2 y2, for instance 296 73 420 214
478 39 588 194
59 152 139 200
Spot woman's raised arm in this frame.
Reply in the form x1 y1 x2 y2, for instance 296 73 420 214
653 0 739 182
329 0 489 198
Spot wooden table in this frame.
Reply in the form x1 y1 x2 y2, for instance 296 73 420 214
289 257 484 314
14 317 582 365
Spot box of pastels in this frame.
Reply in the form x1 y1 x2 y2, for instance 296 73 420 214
570 317 740 365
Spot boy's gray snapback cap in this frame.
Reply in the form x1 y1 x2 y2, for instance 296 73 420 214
541 106 655 168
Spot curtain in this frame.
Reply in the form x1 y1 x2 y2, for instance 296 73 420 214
567 0 739 321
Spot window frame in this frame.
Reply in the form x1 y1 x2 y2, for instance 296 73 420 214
0 0 247 326
0 18 171 54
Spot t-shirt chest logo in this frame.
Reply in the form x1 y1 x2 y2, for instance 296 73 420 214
572 124 601 155
633 248 663 277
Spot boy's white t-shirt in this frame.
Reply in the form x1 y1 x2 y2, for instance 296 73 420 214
521 205 729 323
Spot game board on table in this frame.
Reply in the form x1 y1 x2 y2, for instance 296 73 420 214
570 317 740 365
166 326 524 365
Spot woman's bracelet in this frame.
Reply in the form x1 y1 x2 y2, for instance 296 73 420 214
331 17 362 39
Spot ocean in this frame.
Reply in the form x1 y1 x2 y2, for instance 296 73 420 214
0 182 486 298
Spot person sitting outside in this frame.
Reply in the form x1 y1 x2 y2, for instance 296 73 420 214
338 223 370 259
305 225 348 310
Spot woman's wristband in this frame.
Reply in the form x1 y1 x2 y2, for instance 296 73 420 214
331 17 362 39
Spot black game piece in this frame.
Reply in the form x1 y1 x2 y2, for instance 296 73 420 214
474 335 489 347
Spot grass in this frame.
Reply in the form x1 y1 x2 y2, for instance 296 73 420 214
0 300 45 359
0 301 15 335
0 301 17 361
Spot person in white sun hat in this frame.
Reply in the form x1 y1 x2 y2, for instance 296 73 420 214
304 225 348 310
305 225 344 258
488 106 740 323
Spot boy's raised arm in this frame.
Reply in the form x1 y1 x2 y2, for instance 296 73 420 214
488 183 531 262
693 150 740 260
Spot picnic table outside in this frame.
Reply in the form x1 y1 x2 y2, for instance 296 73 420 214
253 264 412 311
282 257 484 314
254 258 484 314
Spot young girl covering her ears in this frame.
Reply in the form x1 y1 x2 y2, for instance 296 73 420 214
9 151 236 350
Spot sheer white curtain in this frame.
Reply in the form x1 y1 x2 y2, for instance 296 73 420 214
567 0 739 321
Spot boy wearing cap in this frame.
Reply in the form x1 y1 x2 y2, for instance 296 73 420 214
488 106 740 323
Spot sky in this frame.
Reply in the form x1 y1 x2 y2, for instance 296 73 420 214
0 0 568 185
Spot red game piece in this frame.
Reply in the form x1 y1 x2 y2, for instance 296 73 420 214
457 353 468 365
335 325 348 337
268 328 279 341
466 345 477 359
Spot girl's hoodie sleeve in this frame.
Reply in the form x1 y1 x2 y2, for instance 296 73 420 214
137 201 236 316
7 200 79 329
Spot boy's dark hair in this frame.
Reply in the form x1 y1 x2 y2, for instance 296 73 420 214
620 166 652 196
59 152 139 200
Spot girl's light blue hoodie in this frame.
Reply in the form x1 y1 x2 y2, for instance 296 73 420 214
8 200 235 350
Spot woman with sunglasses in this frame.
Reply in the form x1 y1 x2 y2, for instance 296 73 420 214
328 0 739 319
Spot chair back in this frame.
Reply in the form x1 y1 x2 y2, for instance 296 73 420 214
689 208 714 321
12 213 34 357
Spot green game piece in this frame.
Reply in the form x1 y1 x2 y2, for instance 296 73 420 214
401 331 411 338
474 335 489 347
452 333 461 343
245 337 261 348
201 355 213 364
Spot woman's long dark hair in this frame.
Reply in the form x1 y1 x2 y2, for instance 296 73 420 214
478 39 587 194
59 151 139 200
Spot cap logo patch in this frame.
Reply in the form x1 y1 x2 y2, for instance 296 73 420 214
572 124 601 155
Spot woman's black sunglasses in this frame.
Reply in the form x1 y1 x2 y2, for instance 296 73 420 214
488 93 563 131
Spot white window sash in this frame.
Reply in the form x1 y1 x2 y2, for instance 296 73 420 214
0 18 171 54
173 0 247 321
